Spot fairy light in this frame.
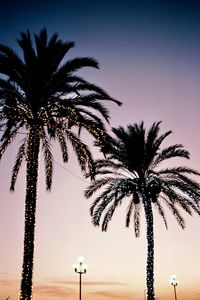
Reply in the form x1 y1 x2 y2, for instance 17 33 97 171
19 128 40 300
1 29 121 300
141 190 155 300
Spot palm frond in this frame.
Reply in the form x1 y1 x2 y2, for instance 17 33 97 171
101 193 125 231
144 122 172 169
47 34 74 72
10 138 27 191
182 198 200 216
89 180 120 216
0 28 122 300
91 192 114 225
154 199 168 229
133 204 141 237
157 166 200 176
34 28 48 57
0 125 20 159
176 199 193 215
17 29 37 67
0 44 26 88
126 201 134 228
164 179 200 201
60 57 99 73
74 99 110 124
42 137 53 190
165 200 185 229
161 186 194 216
169 172 200 190
65 129 94 175
111 123 146 174
145 121 161 149
82 121 106 148
56 129 68 162
153 130 172 150
85 177 117 199
94 158 124 172
153 144 190 167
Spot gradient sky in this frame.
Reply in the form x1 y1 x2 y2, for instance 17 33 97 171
0 0 200 299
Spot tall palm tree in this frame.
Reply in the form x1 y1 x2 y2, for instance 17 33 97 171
0 28 121 300
85 121 200 300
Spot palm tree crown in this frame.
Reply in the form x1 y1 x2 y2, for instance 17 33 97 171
0 28 121 300
0 28 121 186
85 121 200 300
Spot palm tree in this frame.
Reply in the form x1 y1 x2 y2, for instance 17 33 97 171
0 28 121 300
85 121 200 300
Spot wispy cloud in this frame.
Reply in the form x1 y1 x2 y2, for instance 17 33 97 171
91 290 135 299
32 279 128 299
51 279 127 286
0 278 19 299
0 279 18 287
0 272 9 276
0 277 131 299
34 284 75 297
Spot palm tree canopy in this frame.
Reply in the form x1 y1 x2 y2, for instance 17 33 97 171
85 121 200 235
0 28 121 189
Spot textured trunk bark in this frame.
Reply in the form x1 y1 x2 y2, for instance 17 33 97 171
143 197 155 300
19 126 40 300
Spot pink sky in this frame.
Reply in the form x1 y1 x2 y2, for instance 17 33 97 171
0 1 200 299
1 55 200 299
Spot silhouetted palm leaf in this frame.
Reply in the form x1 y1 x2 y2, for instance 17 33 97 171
0 28 121 300
85 121 200 300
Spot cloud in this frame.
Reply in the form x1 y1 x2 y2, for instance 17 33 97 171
0 272 9 276
0 278 19 299
91 290 135 299
33 279 128 299
0 278 75 299
50 279 127 286
0 279 18 287
34 284 75 298
0 277 130 299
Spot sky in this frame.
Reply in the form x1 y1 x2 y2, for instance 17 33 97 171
0 0 200 299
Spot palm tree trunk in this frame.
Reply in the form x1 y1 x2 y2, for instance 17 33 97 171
143 197 155 300
19 126 40 300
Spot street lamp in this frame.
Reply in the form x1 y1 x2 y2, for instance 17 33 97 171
73 256 88 300
170 274 178 300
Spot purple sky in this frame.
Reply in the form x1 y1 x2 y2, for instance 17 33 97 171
0 1 200 299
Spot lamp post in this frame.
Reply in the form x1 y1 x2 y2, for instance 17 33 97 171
170 274 178 300
73 256 88 300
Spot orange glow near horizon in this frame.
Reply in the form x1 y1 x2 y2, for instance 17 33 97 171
1 1 200 299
